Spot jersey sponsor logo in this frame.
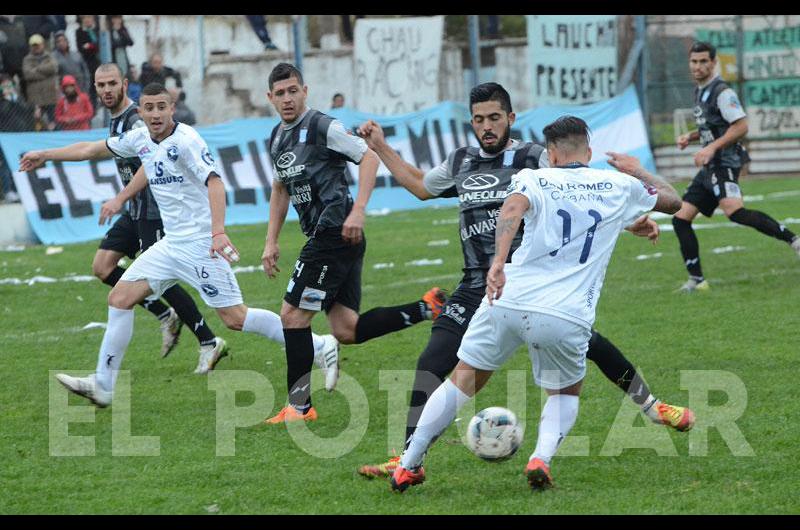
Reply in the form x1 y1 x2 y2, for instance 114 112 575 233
276 152 297 169
275 151 306 180
149 175 184 185
538 177 614 192
137 146 151 156
167 145 179 162
201 284 219 297
290 183 313 205
724 181 741 198
201 148 215 165
298 286 326 311
461 209 500 240
459 189 508 204
462 174 500 190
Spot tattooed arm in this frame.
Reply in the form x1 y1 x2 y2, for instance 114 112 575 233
487 193 531 304
606 151 682 214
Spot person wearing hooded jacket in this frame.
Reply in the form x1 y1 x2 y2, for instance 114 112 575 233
55 74 93 130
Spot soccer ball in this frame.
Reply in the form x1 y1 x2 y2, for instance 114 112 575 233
466 406 524 461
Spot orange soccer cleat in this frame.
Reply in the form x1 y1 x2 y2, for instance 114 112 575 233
524 458 553 491
390 465 425 493
264 406 318 424
422 287 447 320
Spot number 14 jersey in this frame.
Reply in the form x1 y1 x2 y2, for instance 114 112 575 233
496 165 658 329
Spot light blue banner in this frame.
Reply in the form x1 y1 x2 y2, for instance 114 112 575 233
0 85 652 245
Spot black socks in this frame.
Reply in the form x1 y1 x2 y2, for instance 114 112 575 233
354 301 427 344
283 327 315 412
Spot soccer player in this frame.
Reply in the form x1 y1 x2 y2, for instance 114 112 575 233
673 41 800 292
261 63 445 424
20 63 226 372
32 82 336 407
356 83 694 479
389 116 683 492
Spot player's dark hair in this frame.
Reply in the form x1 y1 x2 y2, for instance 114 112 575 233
333 93 343 99
543 115 591 152
469 82 512 114
95 62 124 79
269 63 304 90
690 41 717 60
141 82 170 98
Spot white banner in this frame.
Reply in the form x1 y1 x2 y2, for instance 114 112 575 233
353 16 444 115
527 15 618 106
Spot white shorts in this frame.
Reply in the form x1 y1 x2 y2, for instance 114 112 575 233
120 237 243 308
457 301 592 390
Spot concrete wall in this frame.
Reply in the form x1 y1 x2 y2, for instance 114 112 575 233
202 44 464 123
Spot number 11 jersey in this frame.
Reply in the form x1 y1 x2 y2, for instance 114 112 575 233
496 165 658 329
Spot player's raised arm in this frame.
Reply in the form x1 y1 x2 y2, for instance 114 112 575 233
262 178 289 279
357 119 433 200
98 164 149 225
19 139 112 172
606 152 682 214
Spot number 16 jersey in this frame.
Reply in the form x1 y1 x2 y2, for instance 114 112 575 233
496 165 658 329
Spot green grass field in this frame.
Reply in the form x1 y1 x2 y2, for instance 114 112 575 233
2 176 800 514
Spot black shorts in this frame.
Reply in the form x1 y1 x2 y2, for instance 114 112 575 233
98 213 165 258
683 166 743 217
432 283 485 337
284 236 366 313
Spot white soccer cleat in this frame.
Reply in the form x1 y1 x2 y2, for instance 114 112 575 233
791 236 800 258
160 307 183 358
56 373 111 407
677 277 710 293
314 334 339 392
194 337 229 374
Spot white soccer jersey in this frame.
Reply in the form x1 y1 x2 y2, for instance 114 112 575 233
494 165 658 329
106 123 220 241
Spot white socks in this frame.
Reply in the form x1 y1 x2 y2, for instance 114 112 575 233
401 378 471 470
242 307 285 342
242 307 327 353
531 394 580 465
95 306 134 393
641 394 662 422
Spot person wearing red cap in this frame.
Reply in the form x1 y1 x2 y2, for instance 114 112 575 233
55 74 94 130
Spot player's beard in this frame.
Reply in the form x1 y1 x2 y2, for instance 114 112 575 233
104 88 125 112
479 126 511 155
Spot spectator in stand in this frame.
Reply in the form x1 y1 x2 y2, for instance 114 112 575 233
107 15 133 75
140 53 182 89
331 92 345 109
245 15 278 51
22 15 56 42
168 87 197 125
126 64 142 103
22 34 59 129
0 74 35 131
0 73 30 202
53 30 91 95
53 15 67 33
76 15 100 106
0 16 30 91
55 74 93 130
